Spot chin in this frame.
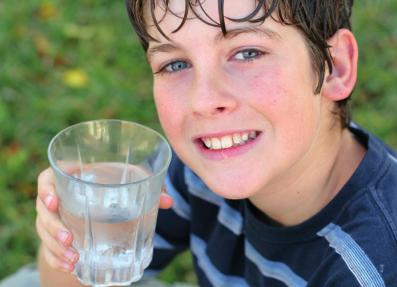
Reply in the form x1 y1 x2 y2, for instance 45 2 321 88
203 177 256 200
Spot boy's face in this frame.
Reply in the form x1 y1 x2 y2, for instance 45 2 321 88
146 1 332 199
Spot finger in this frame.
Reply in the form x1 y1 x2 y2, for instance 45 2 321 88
36 218 79 265
37 168 59 212
36 198 73 247
42 245 75 273
159 188 173 209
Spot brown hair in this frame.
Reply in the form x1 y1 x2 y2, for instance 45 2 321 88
125 0 355 127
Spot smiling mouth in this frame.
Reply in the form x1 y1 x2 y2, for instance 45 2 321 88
199 131 260 150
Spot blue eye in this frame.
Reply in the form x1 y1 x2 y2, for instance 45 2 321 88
163 60 190 73
234 49 263 61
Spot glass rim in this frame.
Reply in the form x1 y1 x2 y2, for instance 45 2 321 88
47 119 172 187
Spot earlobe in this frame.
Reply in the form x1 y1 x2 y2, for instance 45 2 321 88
322 29 358 101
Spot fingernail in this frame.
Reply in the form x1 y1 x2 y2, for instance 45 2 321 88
161 192 171 199
57 230 70 244
64 249 78 263
44 195 54 208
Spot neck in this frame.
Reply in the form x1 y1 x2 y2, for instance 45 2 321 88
249 127 366 227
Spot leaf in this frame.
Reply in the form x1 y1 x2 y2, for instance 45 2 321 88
7 143 20 155
37 3 57 20
63 68 89 88
33 35 51 58
63 23 95 40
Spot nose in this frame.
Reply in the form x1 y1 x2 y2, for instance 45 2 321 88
190 68 238 117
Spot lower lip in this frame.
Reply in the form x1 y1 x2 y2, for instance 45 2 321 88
195 133 262 160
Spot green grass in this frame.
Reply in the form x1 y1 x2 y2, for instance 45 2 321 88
0 0 396 283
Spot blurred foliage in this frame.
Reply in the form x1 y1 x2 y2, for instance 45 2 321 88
0 0 396 283
352 0 397 146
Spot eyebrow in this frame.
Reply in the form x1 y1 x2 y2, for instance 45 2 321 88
147 43 179 59
146 26 281 59
215 26 282 42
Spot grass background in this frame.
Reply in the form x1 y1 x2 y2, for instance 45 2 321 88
0 0 396 283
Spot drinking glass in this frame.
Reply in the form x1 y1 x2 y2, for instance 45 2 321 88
48 119 172 286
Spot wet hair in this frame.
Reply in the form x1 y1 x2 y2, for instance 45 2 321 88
125 0 354 127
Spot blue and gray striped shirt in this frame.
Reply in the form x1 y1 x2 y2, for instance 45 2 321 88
148 127 397 286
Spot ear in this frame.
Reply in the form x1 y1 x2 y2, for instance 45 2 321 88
322 29 358 101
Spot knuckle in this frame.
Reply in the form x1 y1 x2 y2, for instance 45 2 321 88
38 215 56 238
43 248 57 268
37 170 47 185
36 205 48 226
51 244 64 259
44 242 64 264
47 221 59 238
37 169 53 195
36 220 53 247
51 259 63 271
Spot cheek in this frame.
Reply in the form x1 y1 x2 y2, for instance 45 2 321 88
245 68 319 142
245 68 290 117
154 90 174 129
153 83 186 144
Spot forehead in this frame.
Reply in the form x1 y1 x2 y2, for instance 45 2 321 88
145 0 270 37
155 0 260 18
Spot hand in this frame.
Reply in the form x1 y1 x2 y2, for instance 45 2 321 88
36 167 173 273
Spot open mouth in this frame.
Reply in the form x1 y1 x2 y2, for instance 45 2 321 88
199 131 260 150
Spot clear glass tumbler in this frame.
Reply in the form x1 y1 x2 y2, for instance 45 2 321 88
48 119 172 286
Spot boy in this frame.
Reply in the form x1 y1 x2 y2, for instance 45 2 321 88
32 0 397 286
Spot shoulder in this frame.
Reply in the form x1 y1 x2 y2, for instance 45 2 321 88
369 145 397 229
362 129 397 248
348 125 397 235
319 125 397 285
316 222 397 286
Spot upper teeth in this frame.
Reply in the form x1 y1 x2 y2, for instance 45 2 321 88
202 131 257 150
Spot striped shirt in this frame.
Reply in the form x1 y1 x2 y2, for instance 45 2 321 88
148 126 397 286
